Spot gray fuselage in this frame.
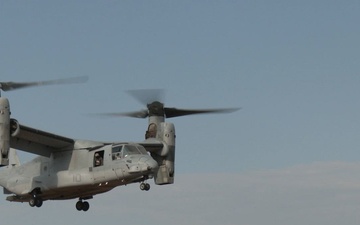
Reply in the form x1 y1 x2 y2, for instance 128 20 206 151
0 143 158 202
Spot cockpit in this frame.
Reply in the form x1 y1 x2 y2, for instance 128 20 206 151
111 144 148 160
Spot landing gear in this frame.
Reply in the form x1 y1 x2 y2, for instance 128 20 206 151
29 197 43 207
140 182 150 191
76 200 90 211
29 188 43 208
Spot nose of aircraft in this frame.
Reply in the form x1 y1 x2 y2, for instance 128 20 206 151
128 156 158 174
145 157 158 172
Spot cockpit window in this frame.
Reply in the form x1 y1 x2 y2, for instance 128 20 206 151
136 145 148 155
123 145 139 157
112 145 123 160
122 145 147 157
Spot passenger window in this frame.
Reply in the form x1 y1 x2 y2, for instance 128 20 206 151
94 151 104 167
112 146 123 160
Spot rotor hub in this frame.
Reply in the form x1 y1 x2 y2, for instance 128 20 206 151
147 101 165 117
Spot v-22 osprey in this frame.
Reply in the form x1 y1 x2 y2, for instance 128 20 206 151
0 77 238 211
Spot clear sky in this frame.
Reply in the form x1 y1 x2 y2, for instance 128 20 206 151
0 1 360 224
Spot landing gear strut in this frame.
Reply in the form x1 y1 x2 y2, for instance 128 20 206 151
140 182 150 191
76 199 90 211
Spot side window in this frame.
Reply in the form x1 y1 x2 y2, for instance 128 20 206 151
94 150 104 167
112 146 123 160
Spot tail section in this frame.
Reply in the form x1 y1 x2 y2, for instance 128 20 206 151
0 149 20 195
8 148 21 167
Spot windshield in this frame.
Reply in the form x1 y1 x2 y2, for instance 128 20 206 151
123 145 147 157
137 145 148 154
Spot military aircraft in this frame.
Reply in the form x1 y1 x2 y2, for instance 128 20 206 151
0 77 238 211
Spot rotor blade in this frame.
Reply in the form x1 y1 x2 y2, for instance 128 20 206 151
0 76 88 92
97 110 149 119
126 89 165 105
97 107 240 119
164 107 241 118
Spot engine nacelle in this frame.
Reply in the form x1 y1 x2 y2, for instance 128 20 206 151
0 98 10 166
152 122 175 185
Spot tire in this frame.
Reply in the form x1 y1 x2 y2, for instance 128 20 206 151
82 201 90 211
35 198 43 207
29 198 36 207
145 183 150 191
76 201 83 211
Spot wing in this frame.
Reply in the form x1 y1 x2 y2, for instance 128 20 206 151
137 138 164 154
10 124 75 157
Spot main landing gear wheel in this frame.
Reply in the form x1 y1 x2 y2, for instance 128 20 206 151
140 183 150 191
29 188 43 208
29 197 43 208
76 200 90 212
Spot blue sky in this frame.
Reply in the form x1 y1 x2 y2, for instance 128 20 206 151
0 1 360 224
